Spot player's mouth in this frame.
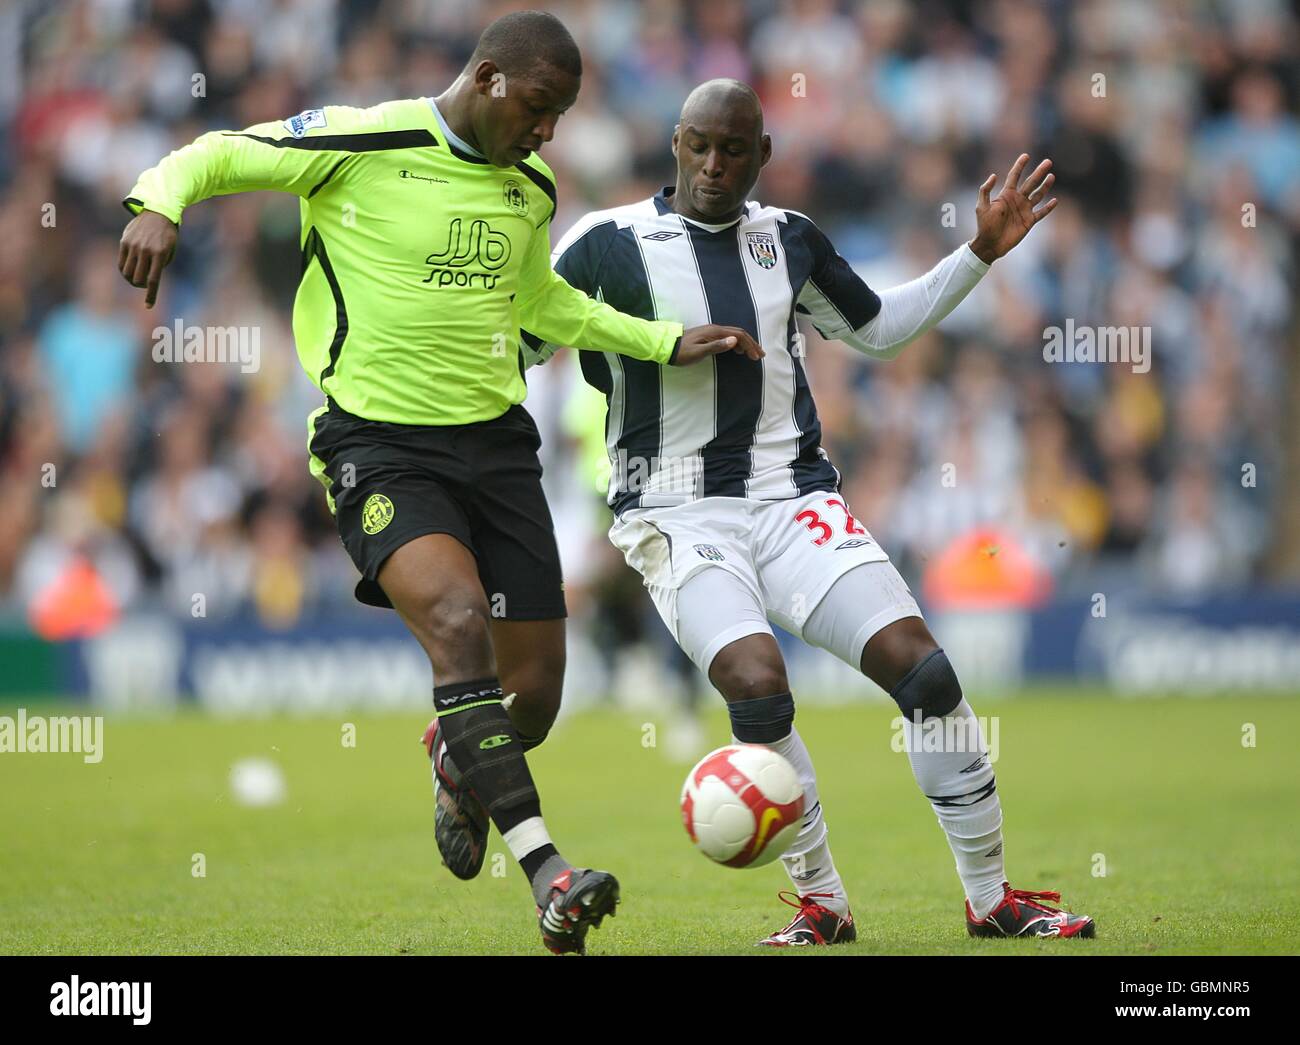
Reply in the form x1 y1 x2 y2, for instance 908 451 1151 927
695 185 730 205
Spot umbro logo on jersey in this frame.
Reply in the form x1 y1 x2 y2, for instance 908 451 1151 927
835 538 873 550
642 230 682 241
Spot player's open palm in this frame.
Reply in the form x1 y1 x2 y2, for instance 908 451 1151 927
118 210 179 309
675 324 764 366
969 153 1056 264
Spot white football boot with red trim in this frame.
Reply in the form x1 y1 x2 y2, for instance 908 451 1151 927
757 890 857 947
966 883 1096 938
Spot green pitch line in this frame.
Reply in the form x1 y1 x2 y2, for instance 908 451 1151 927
1 693 1297 955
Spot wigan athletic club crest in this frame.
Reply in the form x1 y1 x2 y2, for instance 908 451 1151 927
503 180 529 217
745 232 777 269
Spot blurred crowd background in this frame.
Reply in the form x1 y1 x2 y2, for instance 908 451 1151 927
1 0 1297 654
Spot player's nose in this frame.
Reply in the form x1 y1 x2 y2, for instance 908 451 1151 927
534 114 559 143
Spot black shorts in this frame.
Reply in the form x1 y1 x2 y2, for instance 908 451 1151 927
308 400 566 618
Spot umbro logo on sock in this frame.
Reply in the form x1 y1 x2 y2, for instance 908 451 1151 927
792 868 819 881
984 843 1003 858
961 756 988 773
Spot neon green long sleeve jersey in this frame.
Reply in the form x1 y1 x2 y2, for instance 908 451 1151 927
123 98 682 425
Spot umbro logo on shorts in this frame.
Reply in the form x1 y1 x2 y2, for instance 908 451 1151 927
642 230 682 241
835 538 873 550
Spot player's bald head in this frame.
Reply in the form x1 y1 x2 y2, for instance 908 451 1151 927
679 79 764 142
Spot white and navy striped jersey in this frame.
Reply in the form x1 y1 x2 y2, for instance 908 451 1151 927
522 187 882 516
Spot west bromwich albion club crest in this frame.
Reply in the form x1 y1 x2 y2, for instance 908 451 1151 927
746 232 777 269
694 544 725 562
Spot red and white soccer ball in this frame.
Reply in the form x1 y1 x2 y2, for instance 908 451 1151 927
680 745 804 868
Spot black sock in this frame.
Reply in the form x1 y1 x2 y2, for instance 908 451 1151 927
433 677 541 836
520 843 559 881
727 691 796 743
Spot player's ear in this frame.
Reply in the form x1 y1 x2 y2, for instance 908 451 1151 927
760 133 772 169
471 59 501 96
671 124 680 159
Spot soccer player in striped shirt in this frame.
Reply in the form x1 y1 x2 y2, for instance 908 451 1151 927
116 14 761 955
524 79 1095 944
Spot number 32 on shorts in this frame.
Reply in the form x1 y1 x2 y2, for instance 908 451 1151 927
794 497 870 547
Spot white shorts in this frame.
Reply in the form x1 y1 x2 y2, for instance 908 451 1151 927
609 492 923 673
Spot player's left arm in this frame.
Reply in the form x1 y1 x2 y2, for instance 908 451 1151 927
515 214 684 366
804 152 1056 360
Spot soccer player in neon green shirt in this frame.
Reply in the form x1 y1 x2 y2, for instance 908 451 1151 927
117 10 761 955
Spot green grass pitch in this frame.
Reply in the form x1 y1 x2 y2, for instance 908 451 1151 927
2 691 1297 955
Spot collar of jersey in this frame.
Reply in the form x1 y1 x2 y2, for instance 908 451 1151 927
654 186 751 231
424 97 490 165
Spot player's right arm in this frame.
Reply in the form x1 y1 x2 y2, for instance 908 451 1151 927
118 108 360 308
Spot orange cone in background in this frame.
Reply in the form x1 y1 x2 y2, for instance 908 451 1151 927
922 527 1052 611
29 555 119 640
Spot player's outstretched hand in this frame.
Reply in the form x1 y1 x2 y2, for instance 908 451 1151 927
968 153 1057 265
674 325 764 366
118 210 179 309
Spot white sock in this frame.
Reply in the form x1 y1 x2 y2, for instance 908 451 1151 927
901 699 1006 919
502 816 552 862
737 726 850 918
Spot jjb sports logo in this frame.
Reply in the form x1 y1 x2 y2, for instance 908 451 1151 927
746 232 777 269
423 218 512 289
283 108 327 138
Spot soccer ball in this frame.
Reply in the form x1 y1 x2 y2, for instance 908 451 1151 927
680 745 804 868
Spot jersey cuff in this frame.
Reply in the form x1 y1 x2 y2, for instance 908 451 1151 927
122 197 182 225
961 242 992 274
668 335 682 365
